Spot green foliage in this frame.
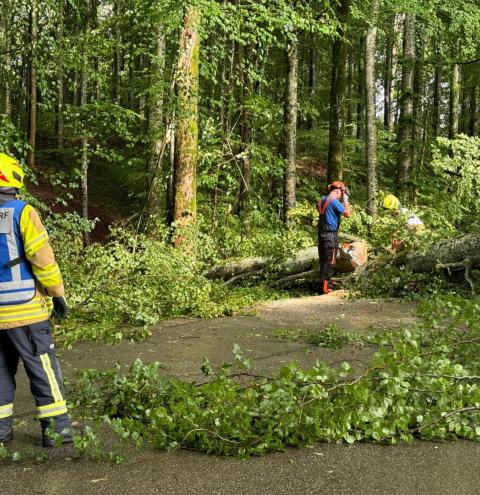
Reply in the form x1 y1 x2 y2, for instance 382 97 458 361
351 260 448 299
0 116 29 162
275 323 359 349
419 135 480 234
73 426 125 464
51 226 282 346
70 300 480 457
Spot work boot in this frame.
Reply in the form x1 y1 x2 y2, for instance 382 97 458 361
0 417 13 444
319 280 333 295
0 429 13 444
41 415 73 448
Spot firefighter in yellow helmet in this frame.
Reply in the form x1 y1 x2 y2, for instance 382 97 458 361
383 193 425 250
0 153 71 447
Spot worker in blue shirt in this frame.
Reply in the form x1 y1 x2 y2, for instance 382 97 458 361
317 181 351 294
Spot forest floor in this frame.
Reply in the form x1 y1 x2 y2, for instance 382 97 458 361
3 293 480 495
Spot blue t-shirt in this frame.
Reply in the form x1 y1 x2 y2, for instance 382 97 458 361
319 196 345 231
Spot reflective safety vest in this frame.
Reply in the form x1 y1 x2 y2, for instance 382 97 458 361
0 200 36 306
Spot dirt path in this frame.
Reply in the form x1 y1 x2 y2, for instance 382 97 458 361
3 293 480 495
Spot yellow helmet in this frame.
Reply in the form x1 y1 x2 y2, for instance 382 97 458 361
0 153 25 189
383 194 400 210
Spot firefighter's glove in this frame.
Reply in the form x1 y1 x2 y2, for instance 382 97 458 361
52 297 68 319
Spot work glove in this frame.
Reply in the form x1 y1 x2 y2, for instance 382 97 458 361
52 297 68 319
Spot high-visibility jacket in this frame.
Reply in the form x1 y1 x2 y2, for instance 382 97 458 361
0 199 64 329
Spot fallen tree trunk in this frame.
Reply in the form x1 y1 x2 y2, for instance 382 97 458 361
407 232 480 273
205 236 368 286
205 247 320 283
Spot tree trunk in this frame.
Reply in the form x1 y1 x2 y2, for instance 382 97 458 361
396 13 415 194
56 0 65 153
27 0 38 169
283 38 298 223
470 86 478 136
80 11 90 247
383 15 400 132
412 39 425 170
173 5 200 244
449 44 460 140
238 43 253 216
383 32 392 131
356 40 365 140
1 10 12 118
307 47 316 131
365 0 379 216
346 53 355 137
432 51 442 138
146 24 165 214
327 0 350 184
165 125 175 226
407 232 480 273
112 1 121 105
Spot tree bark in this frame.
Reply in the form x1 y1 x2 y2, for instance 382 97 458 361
1 9 12 118
432 50 442 138
365 0 379 216
470 86 478 136
383 15 400 132
356 40 365 140
407 232 480 273
283 38 298 223
56 0 65 153
112 1 121 105
238 43 253 216
307 47 316 131
80 8 90 246
173 5 200 244
396 13 415 194
449 43 460 140
346 53 354 137
146 24 165 214
27 0 38 169
383 25 391 131
412 39 425 170
327 0 350 184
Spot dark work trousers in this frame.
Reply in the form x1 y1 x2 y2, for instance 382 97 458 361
318 230 338 294
0 321 69 434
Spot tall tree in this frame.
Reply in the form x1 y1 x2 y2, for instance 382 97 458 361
327 0 350 184
412 38 425 169
470 85 478 136
146 23 166 213
449 48 460 140
431 46 442 138
356 39 365 140
383 14 401 132
397 13 415 194
283 38 298 223
173 4 200 244
238 43 253 216
1 3 12 118
27 0 38 169
80 3 90 246
56 0 65 153
307 46 316 131
365 0 379 216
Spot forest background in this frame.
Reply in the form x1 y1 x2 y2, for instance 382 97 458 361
0 0 480 342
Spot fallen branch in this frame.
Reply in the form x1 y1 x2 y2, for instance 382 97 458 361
436 257 480 295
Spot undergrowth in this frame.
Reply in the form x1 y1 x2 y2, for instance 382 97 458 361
49 226 285 347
